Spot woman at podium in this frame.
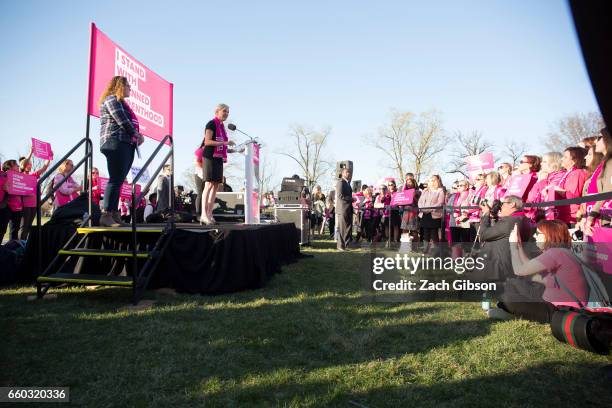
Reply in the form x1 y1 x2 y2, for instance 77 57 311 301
199 104 235 225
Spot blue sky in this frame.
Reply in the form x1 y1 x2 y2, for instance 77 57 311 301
0 0 600 192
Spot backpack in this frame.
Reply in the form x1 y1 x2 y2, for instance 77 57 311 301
554 247 612 313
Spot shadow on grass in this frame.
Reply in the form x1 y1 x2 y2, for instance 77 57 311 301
197 361 612 407
4 238 608 406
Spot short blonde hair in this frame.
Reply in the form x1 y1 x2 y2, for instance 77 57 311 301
215 104 229 113
486 171 501 186
543 152 563 172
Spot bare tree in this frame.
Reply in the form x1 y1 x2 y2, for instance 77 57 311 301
279 124 332 191
180 167 197 192
446 130 494 178
368 109 414 180
408 111 447 182
545 111 605 150
503 140 528 167
367 109 446 182
258 152 278 195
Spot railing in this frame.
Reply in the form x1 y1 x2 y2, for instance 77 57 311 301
357 191 612 247
130 135 174 298
36 137 93 275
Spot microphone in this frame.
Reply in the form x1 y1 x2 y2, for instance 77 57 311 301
227 123 256 142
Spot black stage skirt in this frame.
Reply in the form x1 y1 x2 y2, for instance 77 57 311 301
203 157 223 183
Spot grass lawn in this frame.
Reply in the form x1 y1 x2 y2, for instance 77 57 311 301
1 239 611 407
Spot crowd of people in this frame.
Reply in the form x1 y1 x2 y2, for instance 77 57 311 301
300 127 610 325
304 128 611 253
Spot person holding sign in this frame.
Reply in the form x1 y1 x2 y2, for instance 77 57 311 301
1 160 21 241
19 145 51 240
199 104 235 225
52 160 82 210
98 76 144 227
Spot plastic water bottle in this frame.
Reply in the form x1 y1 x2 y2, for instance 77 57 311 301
481 292 491 311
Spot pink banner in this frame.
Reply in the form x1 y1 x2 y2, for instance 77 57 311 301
586 227 612 275
31 138 53 160
98 177 141 200
87 23 173 143
390 189 414 206
253 143 260 165
503 174 532 198
466 152 495 172
6 171 37 195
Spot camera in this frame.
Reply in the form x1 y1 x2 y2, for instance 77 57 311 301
481 199 502 218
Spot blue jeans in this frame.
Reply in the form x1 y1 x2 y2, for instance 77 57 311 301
101 141 135 212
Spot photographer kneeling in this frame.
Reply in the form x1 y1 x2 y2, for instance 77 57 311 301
487 220 589 323
474 195 532 282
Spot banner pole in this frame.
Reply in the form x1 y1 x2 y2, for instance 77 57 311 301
84 22 96 225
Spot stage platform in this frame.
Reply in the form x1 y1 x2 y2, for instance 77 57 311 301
23 222 301 295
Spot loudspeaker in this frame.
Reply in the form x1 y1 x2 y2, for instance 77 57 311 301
336 160 353 178
281 176 305 192
213 192 245 215
275 206 310 245
352 180 362 192
277 191 300 204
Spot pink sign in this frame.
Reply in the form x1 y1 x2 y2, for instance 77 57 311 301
6 171 37 195
586 227 612 275
31 138 53 160
466 152 495 172
253 143 260 165
390 189 415 206
98 177 141 200
87 23 173 144
503 174 532 198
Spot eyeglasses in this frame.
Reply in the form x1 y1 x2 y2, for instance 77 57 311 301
597 135 604 141
520 160 530 164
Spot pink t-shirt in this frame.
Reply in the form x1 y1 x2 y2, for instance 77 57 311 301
21 168 44 208
0 171 6 206
537 248 588 308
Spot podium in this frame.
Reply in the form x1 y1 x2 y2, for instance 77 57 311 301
241 140 261 224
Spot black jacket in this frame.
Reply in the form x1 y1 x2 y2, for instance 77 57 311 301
477 212 533 281
156 175 171 212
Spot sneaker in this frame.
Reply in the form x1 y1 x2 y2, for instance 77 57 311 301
487 308 515 320
100 212 121 227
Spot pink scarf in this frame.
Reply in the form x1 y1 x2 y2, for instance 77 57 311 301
213 117 228 162
585 162 612 223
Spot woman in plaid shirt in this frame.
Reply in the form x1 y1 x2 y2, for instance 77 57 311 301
98 76 144 227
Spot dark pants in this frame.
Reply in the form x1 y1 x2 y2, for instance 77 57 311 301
450 227 471 243
328 214 335 238
0 207 9 242
102 142 135 212
422 227 439 243
9 209 22 241
499 277 556 324
337 210 353 249
385 212 401 242
194 174 204 216
19 207 36 240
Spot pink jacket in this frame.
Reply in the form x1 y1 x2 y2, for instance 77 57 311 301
53 173 80 208
418 188 445 219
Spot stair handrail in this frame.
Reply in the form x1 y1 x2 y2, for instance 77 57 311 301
130 135 174 299
36 137 93 276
